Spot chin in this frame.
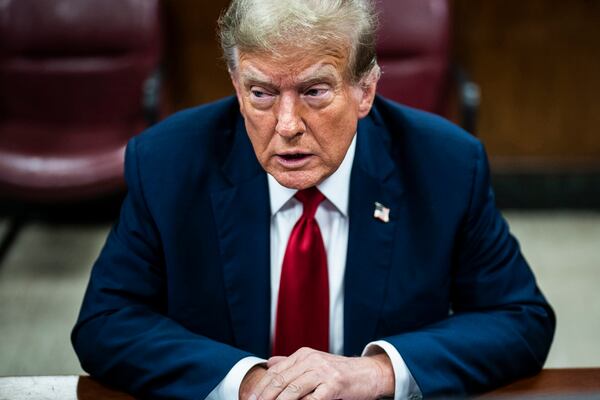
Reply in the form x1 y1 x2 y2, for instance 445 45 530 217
271 170 323 190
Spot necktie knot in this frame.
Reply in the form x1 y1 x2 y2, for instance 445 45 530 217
295 187 325 219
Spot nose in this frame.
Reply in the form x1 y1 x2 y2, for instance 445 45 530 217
275 94 305 138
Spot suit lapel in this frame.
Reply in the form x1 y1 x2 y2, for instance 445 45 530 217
344 110 405 356
211 116 271 358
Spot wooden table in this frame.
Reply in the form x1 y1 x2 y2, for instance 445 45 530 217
482 368 600 398
0 369 599 399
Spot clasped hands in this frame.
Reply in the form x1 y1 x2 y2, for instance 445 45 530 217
239 347 395 400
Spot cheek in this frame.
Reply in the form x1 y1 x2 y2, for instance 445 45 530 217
243 112 276 155
316 111 357 162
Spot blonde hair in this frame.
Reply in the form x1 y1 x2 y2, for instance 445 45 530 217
218 0 379 84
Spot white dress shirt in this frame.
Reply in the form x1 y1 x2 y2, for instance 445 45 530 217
207 135 421 399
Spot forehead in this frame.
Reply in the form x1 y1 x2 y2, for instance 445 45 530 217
236 46 350 86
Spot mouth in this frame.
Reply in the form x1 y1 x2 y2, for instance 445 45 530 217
275 152 313 168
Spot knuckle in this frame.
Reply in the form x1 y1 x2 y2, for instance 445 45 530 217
285 382 302 393
268 371 286 388
266 371 286 388
306 352 321 363
269 363 283 374
265 370 277 378
330 369 343 383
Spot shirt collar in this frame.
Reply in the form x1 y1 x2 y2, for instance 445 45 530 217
267 134 356 217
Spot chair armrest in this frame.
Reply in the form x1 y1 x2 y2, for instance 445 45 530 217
142 68 162 126
452 65 481 135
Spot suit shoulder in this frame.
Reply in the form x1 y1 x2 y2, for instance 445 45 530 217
370 96 485 196
372 96 481 155
124 96 240 198
132 96 240 157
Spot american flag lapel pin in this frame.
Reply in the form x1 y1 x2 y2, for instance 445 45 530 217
373 202 390 223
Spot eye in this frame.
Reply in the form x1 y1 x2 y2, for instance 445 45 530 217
248 86 275 100
251 89 269 98
304 87 328 97
248 86 276 109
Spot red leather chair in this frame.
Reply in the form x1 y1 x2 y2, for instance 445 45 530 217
0 0 162 203
0 0 162 261
375 0 479 133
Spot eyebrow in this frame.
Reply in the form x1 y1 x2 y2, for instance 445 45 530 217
239 68 273 87
239 65 339 89
297 70 338 88
297 64 339 84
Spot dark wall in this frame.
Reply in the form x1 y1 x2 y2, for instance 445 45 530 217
162 0 233 111
453 0 600 171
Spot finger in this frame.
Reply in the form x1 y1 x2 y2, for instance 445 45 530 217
250 369 288 400
254 349 326 400
250 355 299 397
301 383 333 400
255 347 309 395
256 366 309 400
263 351 330 400
267 356 287 367
269 347 313 373
274 370 321 400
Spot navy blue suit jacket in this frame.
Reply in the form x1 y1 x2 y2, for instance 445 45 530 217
72 95 555 399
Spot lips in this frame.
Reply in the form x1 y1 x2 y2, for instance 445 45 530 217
275 152 313 168
279 153 309 160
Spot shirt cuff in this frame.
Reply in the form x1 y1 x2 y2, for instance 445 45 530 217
205 356 266 400
362 340 422 400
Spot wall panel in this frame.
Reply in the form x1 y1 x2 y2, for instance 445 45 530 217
453 0 600 170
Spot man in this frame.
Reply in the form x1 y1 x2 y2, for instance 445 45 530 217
72 0 555 399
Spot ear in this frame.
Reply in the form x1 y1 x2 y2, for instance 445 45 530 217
356 68 379 119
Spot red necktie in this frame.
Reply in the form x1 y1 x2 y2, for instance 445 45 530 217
273 187 329 356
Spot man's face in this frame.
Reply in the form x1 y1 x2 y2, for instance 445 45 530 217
231 47 377 189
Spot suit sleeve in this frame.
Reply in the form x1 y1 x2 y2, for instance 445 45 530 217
71 137 252 399
384 142 556 397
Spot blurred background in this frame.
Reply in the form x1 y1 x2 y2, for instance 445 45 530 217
0 0 599 376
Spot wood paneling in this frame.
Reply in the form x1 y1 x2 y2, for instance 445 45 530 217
162 0 233 111
453 0 600 168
